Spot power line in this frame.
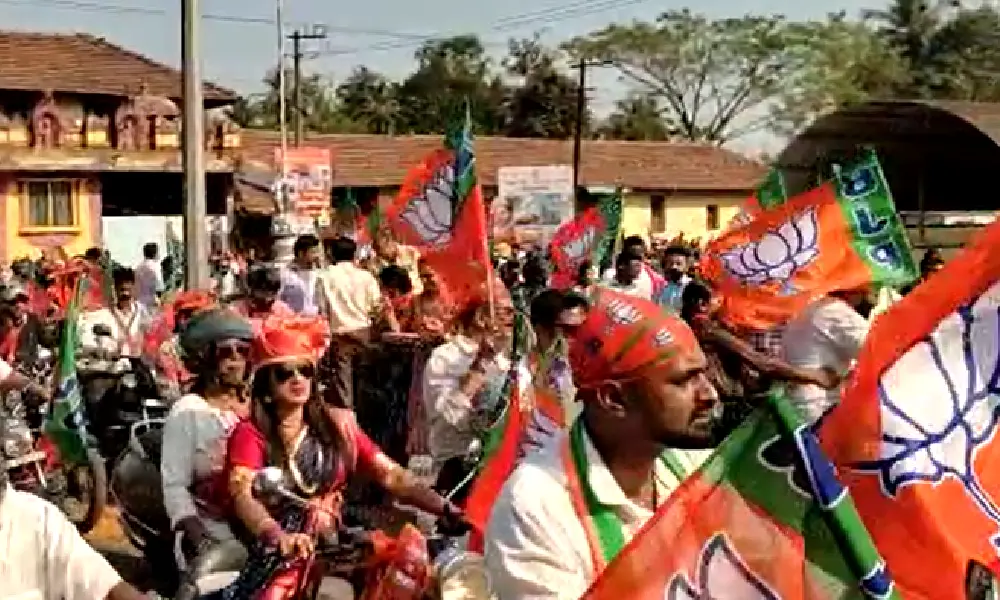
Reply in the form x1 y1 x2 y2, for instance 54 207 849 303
322 0 655 57
0 0 427 39
4 0 652 51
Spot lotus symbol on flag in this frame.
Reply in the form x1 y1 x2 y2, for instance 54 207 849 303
856 283 1000 550
665 534 778 600
720 208 819 294
399 161 456 247
563 226 597 264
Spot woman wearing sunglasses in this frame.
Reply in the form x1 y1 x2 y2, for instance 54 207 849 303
223 315 466 599
161 308 254 590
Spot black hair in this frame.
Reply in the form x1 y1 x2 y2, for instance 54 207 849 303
530 289 565 328
112 267 135 286
680 280 712 323
615 251 640 267
143 243 158 260
622 235 646 252
562 291 589 312
522 255 548 286
378 265 413 295
329 237 357 263
293 234 321 257
84 247 102 262
664 244 691 258
250 363 341 493
576 259 592 283
247 266 281 293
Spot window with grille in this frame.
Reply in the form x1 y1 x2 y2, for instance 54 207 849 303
20 180 76 229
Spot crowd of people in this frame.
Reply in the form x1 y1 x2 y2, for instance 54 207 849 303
0 227 948 600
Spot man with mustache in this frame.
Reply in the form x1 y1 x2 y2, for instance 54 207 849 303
484 289 719 599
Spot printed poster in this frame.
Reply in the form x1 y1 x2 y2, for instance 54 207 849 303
273 147 332 218
495 165 574 243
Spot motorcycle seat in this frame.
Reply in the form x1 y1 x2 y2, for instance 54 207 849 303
138 428 164 465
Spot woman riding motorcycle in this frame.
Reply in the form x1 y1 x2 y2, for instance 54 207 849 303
222 315 466 599
161 307 254 596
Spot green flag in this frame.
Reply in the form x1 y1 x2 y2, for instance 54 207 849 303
583 389 899 598
43 282 89 466
756 168 788 210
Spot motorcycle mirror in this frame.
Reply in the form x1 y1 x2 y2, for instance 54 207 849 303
92 324 113 337
252 467 287 497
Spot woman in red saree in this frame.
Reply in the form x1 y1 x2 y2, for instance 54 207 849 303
222 315 465 600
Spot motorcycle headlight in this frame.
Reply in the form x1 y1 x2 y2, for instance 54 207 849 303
122 373 138 389
436 551 494 600
2 437 21 458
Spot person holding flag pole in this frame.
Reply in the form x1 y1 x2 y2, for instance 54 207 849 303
483 288 717 598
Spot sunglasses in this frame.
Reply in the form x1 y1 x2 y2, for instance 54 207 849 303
273 362 316 383
216 342 251 360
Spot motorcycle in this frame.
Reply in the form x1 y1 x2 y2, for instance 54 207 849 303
80 324 170 462
184 467 493 600
2 349 108 533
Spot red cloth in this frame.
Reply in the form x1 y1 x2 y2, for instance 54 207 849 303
225 419 384 490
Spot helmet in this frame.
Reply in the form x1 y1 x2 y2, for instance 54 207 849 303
179 308 253 365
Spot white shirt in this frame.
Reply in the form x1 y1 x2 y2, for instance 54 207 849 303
484 426 710 600
135 258 163 309
279 265 320 316
315 261 381 334
602 279 652 301
0 485 122 600
601 266 653 299
422 335 531 470
78 302 150 356
781 296 870 424
161 394 240 540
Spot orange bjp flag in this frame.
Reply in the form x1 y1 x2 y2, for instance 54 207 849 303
820 217 1000 597
386 109 491 310
701 152 916 330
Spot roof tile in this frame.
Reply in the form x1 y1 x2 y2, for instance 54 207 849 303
240 130 764 191
0 31 233 100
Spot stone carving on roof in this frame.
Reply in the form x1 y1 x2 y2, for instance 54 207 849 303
30 90 69 149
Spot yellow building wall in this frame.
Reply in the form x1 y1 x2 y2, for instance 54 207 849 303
3 176 99 261
620 192 745 243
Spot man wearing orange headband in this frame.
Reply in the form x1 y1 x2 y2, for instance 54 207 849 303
483 289 719 599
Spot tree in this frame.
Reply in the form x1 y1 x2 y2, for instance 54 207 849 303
336 66 401 134
501 36 583 138
863 1 1000 101
597 93 675 140
770 13 909 136
565 10 805 144
396 35 506 134
237 67 362 134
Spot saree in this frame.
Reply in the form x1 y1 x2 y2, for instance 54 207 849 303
221 420 349 600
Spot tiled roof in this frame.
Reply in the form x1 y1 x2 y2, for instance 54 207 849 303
239 130 764 191
0 31 234 101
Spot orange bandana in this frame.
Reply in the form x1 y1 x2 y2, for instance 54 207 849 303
567 288 698 389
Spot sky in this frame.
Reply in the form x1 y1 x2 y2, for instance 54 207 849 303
1 0 889 151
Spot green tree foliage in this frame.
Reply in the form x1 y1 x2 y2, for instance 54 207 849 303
564 10 804 144
865 0 1000 101
501 35 584 139
232 4 1000 142
596 93 675 141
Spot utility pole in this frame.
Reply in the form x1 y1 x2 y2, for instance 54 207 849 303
181 0 207 288
289 26 327 146
572 61 586 200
